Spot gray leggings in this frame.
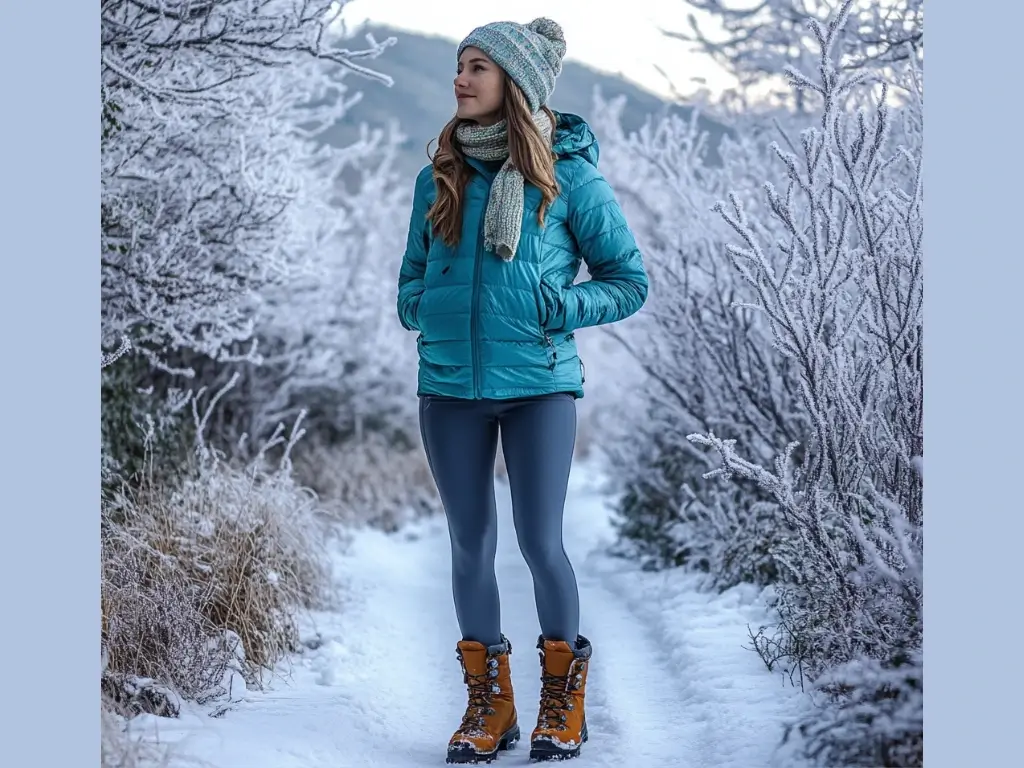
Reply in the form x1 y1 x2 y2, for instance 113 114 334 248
418 393 580 648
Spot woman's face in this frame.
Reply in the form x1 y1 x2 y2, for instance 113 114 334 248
454 46 504 125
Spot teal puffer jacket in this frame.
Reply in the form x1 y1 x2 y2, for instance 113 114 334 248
396 111 648 400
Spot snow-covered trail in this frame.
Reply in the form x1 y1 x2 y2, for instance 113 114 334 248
140 462 810 768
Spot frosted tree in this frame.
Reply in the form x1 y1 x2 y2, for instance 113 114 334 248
229 120 421 447
668 0 923 110
100 0 407 480
101 0 395 376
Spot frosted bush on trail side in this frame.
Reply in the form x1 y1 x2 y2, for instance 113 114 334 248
693 0 923 677
595 1 922 764
176 124 431 526
100 0 423 486
101 0 424 485
590 94 806 587
101 0 395 376
99 0 426 728
102 377 335 722
234 124 421 449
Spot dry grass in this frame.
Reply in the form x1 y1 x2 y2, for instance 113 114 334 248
291 431 440 532
102 455 333 702
294 423 591 499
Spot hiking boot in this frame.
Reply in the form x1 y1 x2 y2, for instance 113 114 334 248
529 634 592 761
446 635 520 764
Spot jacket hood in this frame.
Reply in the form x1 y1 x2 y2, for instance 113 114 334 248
551 111 599 168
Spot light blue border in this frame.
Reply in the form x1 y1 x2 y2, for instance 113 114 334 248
926 1 1022 765
0 1 99 764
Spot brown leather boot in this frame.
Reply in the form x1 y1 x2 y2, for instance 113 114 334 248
446 635 520 764
529 634 592 761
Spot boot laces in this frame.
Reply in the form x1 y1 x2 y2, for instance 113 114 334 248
457 654 501 733
538 657 582 732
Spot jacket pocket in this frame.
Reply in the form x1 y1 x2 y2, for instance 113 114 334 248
533 281 549 331
538 279 564 331
409 292 425 331
415 288 437 337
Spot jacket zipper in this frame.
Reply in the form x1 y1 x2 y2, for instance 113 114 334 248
543 333 557 370
471 204 486 399
565 331 583 382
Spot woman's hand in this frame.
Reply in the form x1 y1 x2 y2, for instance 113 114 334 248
397 167 435 331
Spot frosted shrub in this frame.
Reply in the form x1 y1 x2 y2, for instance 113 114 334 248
291 430 440 531
596 0 923 761
218 124 421 452
591 92 805 589
100 0 427 528
194 130 428 524
99 0 409 454
685 3 923 763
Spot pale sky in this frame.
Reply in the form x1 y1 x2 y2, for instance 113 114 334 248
337 0 737 101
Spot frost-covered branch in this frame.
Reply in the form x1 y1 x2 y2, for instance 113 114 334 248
665 0 923 110
101 336 133 369
101 0 396 373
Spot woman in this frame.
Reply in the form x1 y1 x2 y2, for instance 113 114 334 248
396 17 648 765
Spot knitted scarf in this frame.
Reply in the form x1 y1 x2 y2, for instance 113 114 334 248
456 110 554 261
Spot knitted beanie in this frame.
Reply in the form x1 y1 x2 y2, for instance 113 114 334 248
457 18 567 113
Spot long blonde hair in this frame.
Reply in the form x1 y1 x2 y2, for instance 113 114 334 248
426 75 560 247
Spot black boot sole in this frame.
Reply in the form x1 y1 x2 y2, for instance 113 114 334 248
446 724 521 764
529 722 589 762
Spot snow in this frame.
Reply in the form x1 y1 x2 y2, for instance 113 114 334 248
126 461 812 767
